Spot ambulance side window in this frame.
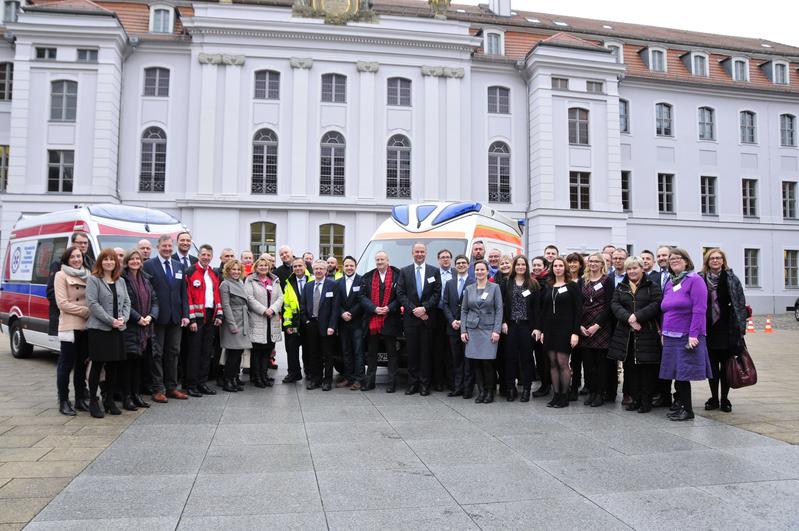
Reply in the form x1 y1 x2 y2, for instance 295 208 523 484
31 238 68 284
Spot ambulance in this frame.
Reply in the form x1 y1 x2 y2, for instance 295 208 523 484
1 204 190 358
357 201 524 274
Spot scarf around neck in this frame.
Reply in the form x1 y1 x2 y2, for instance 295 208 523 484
669 270 689 286
61 264 88 280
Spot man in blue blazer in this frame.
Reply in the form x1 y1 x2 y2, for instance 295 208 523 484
300 260 339 391
143 234 190 403
442 254 475 398
334 256 365 390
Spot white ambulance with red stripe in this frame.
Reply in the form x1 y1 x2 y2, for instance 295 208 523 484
1 204 189 358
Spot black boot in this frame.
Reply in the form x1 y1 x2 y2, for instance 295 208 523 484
520 388 531 402
553 393 569 408
74 398 89 412
547 392 560 407
584 392 597 406
104 396 122 415
59 400 76 416
89 398 104 419
223 379 238 392
568 386 579 401
506 386 516 402
484 390 495 404
122 396 138 411
474 389 485 404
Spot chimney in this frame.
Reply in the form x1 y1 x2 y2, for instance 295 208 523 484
488 0 511 17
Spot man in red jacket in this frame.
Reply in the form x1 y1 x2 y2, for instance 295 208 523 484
184 244 223 397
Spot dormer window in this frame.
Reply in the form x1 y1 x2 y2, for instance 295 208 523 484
149 5 174 34
691 53 709 77
647 47 667 72
773 62 789 85
732 58 749 81
484 30 504 55
605 42 623 63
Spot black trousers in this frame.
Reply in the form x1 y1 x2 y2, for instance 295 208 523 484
447 335 473 392
405 322 433 387
305 320 334 384
606 359 620 398
210 326 223 381
505 321 534 390
284 330 303 378
627 362 659 404
471 359 495 391
366 334 397 386
185 309 216 388
582 347 608 394
339 321 365 384
224 349 243 380
570 347 584 391
89 360 118 401
121 358 141 396
250 341 275 381
534 341 549 386
430 309 451 388
496 335 506 391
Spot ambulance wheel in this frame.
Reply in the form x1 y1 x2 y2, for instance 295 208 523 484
10 320 33 359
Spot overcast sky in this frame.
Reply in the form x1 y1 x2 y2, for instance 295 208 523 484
457 0 799 48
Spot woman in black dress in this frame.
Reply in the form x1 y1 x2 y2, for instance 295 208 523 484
538 257 582 408
501 255 540 402
530 256 552 398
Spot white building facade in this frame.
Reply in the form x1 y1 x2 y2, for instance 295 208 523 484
0 0 797 313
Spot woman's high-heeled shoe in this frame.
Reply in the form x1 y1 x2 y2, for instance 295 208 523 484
89 398 104 419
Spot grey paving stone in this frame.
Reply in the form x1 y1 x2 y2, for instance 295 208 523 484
327 505 479 531
661 424 789 449
589 486 768 531
389 418 490 441
584 428 710 456
219 406 303 425
113 424 217 448
26 516 179 531
32 474 194 521
698 480 799 529
304 420 401 445
550 412 653 432
463 494 633 531
721 445 799 478
183 471 322 516
298 391 370 406
133 408 224 426
405 436 519 468
497 432 623 461
375 403 464 422
430 462 572 505
177 512 328 530
316 468 454 511
212 423 307 446
642 449 795 487
310 440 424 471
469 414 576 436
301 405 385 423
224 393 300 409
83 445 207 476
200 444 313 474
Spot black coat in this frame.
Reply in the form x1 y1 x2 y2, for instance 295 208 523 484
122 270 159 357
608 275 662 364
334 274 365 328
275 263 293 288
360 267 402 338
700 269 748 354
441 275 475 338
172 253 197 272
501 278 541 332
396 263 441 328
300 278 339 334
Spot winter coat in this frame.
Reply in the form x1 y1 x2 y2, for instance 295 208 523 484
700 269 747 353
244 273 284 344
54 270 90 332
122 270 159 357
608 274 663 364
220 279 253 350
86 275 131 332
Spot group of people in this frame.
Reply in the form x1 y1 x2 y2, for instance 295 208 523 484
48 231 749 423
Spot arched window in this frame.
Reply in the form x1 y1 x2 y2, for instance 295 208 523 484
320 132 345 196
319 223 345 265
321 73 346 103
143 67 169 97
251 129 278 194
386 77 411 106
0 62 12 101
780 114 796 147
254 70 280 100
50 80 77 122
740 111 756 144
655 103 673 136
139 127 167 192
488 141 510 203
487 86 510 114
250 222 277 256
698 107 715 140
386 135 411 199
568 108 589 145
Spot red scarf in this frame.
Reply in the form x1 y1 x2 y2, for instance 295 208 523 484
368 268 393 336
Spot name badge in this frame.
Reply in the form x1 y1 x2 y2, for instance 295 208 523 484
427 276 435 284
557 286 568 294
266 285 273 291
325 291 334 298
594 283 603 291
174 272 183 279
522 289 531 298
352 286 361 292
672 283 682 292
480 292 489 300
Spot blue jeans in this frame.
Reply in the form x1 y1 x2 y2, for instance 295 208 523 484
340 322 365 384
57 330 89 402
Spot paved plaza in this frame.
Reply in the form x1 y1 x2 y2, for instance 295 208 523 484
0 317 797 530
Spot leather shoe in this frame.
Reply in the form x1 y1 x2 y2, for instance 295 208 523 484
321 381 332 391
520 389 531 402
185 388 203 398
405 385 419 395
420 386 430 396
306 382 321 390
463 389 474 399
350 382 362 391
385 384 396 393
151 392 168 403
720 398 732 413
447 388 463 397
335 379 351 389
59 400 76 416
122 396 138 411
74 398 89 412
166 389 188 400
198 384 216 395
131 394 150 408
638 403 652 413
705 397 720 410
669 408 695 421
622 393 632 406
282 374 301 384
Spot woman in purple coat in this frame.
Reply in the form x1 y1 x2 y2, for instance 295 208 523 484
660 248 713 421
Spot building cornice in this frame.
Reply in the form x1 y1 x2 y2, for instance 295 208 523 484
622 76 799 102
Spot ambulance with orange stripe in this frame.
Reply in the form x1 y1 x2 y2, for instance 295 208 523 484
357 201 524 275
1 204 189 358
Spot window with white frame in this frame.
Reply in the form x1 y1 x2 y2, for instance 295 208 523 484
621 171 631 211
143 67 169 97
0 62 11 101
692 53 708 77
586 81 603 93
742 179 758 217
36 47 56 60
50 80 77 122
386 77 411 107
254 70 280 100
386 134 411 199
650 48 666 72
785 250 799 288
744 248 759 287
780 114 796 147
76 49 98 63
0 145 8 193
485 31 503 55
487 86 509 114
3 0 19 23
732 58 749 81
250 222 277 256
487 141 511 203
320 131 345 196
251 129 278 195
139 127 167 193
47 150 74 193
655 103 673 136
783 181 797 219
700 175 717 215
619 99 629 133
740 111 756 144
321 73 346 103
551 77 569 90
658 173 675 213
774 62 789 84
319 223 345 265
150 6 173 33
605 43 623 63
698 107 715 141
569 172 590 210
568 108 589 145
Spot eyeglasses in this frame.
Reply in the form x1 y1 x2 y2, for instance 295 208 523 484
709 257 723 261
668 257 685 262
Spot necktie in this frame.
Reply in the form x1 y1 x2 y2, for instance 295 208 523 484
164 259 173 280
458 277 465 298
313 282 322 318
182 257 189 270
299 278 305 293
415 266 423 300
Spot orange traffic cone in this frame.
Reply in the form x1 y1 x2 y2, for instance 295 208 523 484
746 318 756 333
764 316 774 334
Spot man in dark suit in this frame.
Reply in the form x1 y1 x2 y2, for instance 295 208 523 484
397 242 441 396
360 251 402 392
442 254 475 398
143 234 190 403
334 256 365 390
300 260 339 391
432 249 454 392
172 231 198 272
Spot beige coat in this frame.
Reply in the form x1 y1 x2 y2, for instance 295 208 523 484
54 271 90 332
244 274 284 344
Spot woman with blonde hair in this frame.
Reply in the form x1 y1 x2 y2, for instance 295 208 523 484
244 257 284 387
220 259 252 392
578 252 614 406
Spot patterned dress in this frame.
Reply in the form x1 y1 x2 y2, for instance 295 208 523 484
580 276 612 349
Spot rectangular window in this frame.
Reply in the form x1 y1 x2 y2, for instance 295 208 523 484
786 250 799 288
152 8 172 33
783 181 797 219
0 145 7 193
658 173 674 213
76 49 98 63
32 237 68 285
551 77 569 90
607 44 621 63
651 49 666 72
656 104 673 136
321 74 346 103
698 107 715 140
386 77 411 106
568 108 589 145
733 59 748 81
781 114 796 147
487 86 510 114
0 62 11 101
700 176 717 215
621 171 631 211
774 63 788 84
254 70 280 100
3 0 19 24
692 54 708 76
143 67 169 97
50 81 77 122
744 248 759 287
586 81 603 93
569 171 590 210
47 150 74 193
740 112 756 144
619 100 629 133
36 47 57 60
485 33 502 55
742 179 758 217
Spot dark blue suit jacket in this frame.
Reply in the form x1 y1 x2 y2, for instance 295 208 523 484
648 270 668 291
300 277 339 334
396 263 441 328
442 275 475 337
335 274 364 327
143 256 188 326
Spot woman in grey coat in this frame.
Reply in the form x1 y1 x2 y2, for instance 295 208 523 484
219 260 252 392
460 260 504 404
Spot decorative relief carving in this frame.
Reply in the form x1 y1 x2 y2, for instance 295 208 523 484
421 65 464 78
356 61 379 73
428 0 450 19
198 53 245 66
289 57 314 69
292 0 377 24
